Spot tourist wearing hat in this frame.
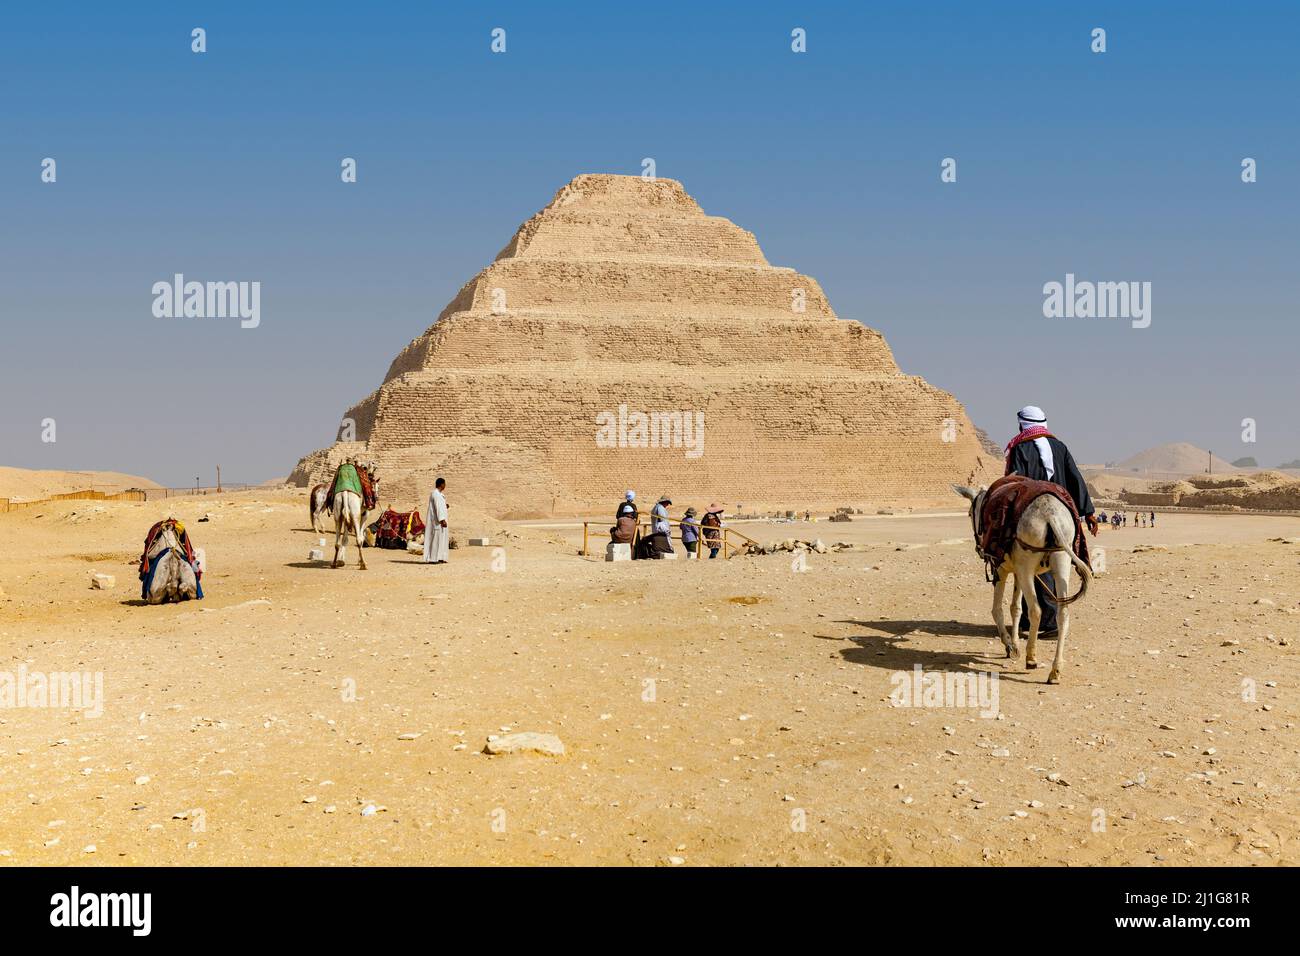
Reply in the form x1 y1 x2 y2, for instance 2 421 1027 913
701 503 724 559
1004 405 1097 636
680 506 700 557
646 494 674 558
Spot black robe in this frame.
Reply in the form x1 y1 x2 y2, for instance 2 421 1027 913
1006 435 1094 517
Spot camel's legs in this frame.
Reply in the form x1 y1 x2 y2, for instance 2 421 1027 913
992 573 1018 659
1047 551 1071 683
332 507 344 568
355 507 367 570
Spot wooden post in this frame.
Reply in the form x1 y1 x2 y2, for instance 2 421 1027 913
583 522 588 557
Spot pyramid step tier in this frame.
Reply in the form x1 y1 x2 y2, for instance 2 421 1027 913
381 311 899 382
428 258 836 328
499 209 768 267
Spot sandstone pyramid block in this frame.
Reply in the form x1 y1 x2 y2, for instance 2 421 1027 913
291 174 997 514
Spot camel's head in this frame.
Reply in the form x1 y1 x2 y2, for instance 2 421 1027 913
147 520 183 560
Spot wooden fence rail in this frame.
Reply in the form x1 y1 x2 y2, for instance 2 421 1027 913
0 488 148 513
0 483 259 514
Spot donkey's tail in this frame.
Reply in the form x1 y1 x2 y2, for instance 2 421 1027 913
1057 544 1092 606
1043 508 1092 607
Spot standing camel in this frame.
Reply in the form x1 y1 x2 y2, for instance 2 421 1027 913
328 461 378 570
309 483 330 534
954 483 1092 684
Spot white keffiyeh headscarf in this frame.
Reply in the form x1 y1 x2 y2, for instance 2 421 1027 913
1016 405 1055 480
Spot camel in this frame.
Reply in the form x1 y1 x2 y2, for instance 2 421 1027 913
309 483 330 534
953 484 1092 684
141 521 202 605
329 461 378 570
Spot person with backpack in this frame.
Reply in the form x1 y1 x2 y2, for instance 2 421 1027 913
701 504 724 558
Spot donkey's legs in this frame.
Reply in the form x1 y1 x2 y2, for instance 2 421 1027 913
1021 557 1043 669
1008 574 1023 648
1047 551 1071 684
992 574 1018 659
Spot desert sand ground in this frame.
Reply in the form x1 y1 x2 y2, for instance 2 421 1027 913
0 491 1295 866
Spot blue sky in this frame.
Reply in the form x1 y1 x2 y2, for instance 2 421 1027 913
2 1 1297 485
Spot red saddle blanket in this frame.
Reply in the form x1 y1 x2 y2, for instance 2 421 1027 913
373 508 425 548
977 475 1089 571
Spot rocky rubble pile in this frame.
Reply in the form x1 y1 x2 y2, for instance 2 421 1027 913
741 538 856 556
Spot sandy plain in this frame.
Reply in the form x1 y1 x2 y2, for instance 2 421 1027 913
0 491 1295 865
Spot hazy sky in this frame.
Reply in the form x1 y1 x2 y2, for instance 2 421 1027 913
3 2 1297 486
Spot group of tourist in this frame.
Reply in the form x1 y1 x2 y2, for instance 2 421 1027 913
610 490 724 559
1096 510 1156 529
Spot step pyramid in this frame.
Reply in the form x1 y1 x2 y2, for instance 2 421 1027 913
290 174 998 515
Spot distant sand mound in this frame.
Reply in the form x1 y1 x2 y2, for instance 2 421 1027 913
0 466 160 502
1114 442 1239 476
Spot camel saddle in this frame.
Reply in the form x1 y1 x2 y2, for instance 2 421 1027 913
138 518 200 580
977 475 1089 574
326 463 377 512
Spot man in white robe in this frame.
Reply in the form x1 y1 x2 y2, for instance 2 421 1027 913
423 477 449 564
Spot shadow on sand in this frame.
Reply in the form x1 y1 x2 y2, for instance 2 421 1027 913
816 618 1047 683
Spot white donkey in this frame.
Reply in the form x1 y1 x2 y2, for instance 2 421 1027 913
331 462 378 570
953 484 1092 684
142 523 201 605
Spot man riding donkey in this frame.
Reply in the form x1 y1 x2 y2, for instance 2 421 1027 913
1003 405 1098 639
954 405 1097 683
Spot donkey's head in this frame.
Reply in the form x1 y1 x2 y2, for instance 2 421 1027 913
952 484 989 541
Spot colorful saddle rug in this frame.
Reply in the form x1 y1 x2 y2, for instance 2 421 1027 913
373 508 425 548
